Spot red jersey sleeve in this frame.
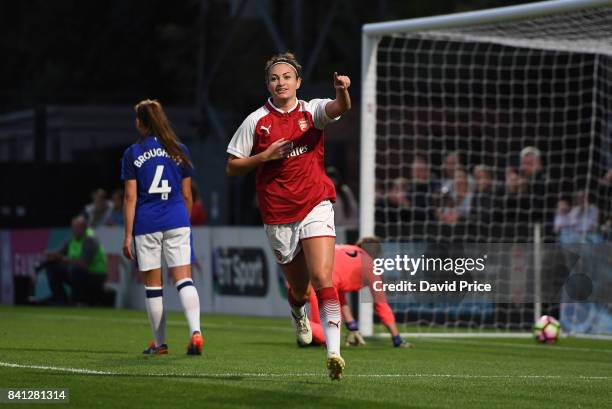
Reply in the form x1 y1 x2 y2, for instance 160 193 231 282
374 301 396 326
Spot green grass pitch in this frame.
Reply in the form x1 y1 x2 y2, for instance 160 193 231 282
0 306 610 408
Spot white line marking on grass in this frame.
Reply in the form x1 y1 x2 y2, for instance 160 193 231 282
0 362 114 375
392 331 612 342
417 337 612 354
395 332 533 339
1 362 610 381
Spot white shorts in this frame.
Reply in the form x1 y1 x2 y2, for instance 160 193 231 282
265 200 336 265
134 226 191 271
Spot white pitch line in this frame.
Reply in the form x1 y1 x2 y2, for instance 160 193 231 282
394 332 533 339
417 337 612 354
0 362 113 375
1 362 610 381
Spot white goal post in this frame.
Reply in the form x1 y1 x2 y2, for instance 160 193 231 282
359 0 612 337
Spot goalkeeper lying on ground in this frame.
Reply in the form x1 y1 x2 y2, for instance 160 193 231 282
291 237 413 348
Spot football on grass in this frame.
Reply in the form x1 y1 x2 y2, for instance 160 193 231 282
533 315 561 343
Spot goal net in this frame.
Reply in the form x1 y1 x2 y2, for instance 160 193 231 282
359 0 612 337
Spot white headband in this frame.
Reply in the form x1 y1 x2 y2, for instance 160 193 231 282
268 61 298 75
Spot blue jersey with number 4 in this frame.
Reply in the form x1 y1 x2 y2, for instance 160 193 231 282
121 136 194 236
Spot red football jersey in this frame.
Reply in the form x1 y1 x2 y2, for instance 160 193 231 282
227 98 337 224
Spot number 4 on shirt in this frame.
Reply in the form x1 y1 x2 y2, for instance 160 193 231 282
149 165 171 200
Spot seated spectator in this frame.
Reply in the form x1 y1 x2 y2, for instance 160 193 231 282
494 167 527 241
504 167 525 195
440 151 459 193
472 165 495 224
519 146 544 180
327 166 358 228
437 168 472 225
570 190 602 243
554 198 578 244
42 215 108 305
190 181 207 225
104 189 124 226
519 146 550 230
83 188 112 228
386 177 411 209
451 168 473 218
408 156 439 239
375 177 411 239
440 151 474 196
471 165 495 238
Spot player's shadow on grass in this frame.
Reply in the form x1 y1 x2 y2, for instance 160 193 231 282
0 346 124 355
248 341 299 347
103 354 214 367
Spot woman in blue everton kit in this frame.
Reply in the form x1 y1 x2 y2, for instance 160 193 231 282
121 99 203 355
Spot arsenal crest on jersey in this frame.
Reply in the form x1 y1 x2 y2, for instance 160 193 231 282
298 118 309 131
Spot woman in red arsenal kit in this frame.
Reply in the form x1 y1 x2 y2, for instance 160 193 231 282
226 52 351 380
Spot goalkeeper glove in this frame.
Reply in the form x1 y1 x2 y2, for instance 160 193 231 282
345 321 366 346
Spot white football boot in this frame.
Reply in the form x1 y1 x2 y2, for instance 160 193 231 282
291 311 313 346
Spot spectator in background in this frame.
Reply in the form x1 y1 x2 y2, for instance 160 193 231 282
104 189 124 226
384 177 411 210
519 146 549 231
600 169 612 239
496 167 526 241
375 177 410 239
437 168 472 226
441 151 460 192
473 165 493 196
504 167 525 195
471 165 495 238
472 165 495 218
440 151 474 196
84 188 112 228
42 215 108 305
570 190 602 243
190 180 207 225
451 168 473 219
554 197 578 244
408 155 439 238
519 146 544 180
327 166 358 228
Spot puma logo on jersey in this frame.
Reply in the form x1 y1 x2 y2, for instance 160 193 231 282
327 320 340 328
260 124 272 134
